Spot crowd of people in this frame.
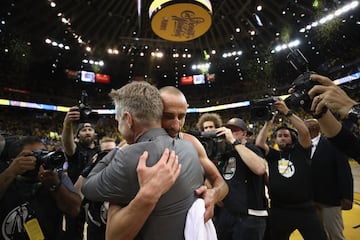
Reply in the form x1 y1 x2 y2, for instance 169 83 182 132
0 73 359 239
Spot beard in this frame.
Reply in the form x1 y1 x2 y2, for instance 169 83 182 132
80 135 95 146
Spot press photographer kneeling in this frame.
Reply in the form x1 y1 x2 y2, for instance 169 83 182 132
0 135 81 240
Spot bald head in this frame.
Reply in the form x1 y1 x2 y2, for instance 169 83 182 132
159 86 188 137
304 118 320 139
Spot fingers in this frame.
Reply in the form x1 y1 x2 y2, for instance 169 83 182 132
137 151 149 169
308 85 328 99
195 185 207 195
310 74 334 86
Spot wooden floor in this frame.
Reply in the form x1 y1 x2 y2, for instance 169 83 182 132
291 162 360 240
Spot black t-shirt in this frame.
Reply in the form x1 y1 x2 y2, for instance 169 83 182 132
219 143 268 215
266 144 313 206
0 162 75 240
66 142 99 183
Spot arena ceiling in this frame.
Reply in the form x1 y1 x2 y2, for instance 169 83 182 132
0 0 359 107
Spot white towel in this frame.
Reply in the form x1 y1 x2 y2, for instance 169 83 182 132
184 199 218 240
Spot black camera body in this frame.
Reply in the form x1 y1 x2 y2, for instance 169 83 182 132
250 96 278 121
32 149 65 170
284 71 316 112
79 90 98 123
284 49 321 114
22 149 66 178
188 130 231 162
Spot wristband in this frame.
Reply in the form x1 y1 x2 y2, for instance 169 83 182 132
232 139 242 147
284 110 293 117
49 182 61 192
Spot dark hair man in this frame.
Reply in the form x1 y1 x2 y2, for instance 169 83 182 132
62 112 100 239
256 98 327 240
82 81 209 239
0 136 81 240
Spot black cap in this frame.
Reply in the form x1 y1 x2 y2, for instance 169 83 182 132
76 123 94 136
225 118 247 131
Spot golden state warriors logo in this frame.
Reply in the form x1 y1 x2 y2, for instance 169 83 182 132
278 158 295 178
150 1 212 41
222 157 236 180
2 204 28 239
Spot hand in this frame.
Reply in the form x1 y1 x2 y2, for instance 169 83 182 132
8 150 37 176
216 127 235 144
308 74 357 117
273 98 290 115
136 149 181 199
38 166 61 189
195 185 215 222
63 106 81 125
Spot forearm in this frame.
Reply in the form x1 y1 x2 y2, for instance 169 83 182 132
52 185 82 217
0 168 16 199
106 186 160 240
287 114 311 147
234 144 267 175
255 122 270 152
61 122 76 155
206 171 228 202
317 110 342 137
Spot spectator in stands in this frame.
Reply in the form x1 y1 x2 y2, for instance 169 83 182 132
0 136 81 240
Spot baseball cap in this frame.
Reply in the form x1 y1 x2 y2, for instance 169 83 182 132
76 123 95 136
225 118 247 131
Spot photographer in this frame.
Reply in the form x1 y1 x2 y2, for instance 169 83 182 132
62 106 100 240
74 136 117 240
215 118 268 239
307 73 360 163
0 136 81 240
255 98 327 239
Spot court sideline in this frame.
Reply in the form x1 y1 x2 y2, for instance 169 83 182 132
291 161 360 239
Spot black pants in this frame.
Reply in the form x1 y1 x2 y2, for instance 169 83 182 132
268 206 327 240
64 206 85 240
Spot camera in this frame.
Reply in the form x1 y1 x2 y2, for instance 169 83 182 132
284 49 318 113
32 149 66 170
22 149 66 178
79 90 98 123
250 96 278 121
188 130 231 162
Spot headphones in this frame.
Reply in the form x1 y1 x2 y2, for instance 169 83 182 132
273 125 298 144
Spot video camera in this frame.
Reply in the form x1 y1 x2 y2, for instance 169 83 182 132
284 49 320 114
187 130 231 162
250 96 278 121
79 90 98 123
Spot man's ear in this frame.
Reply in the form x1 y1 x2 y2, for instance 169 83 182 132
123 111 133 128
